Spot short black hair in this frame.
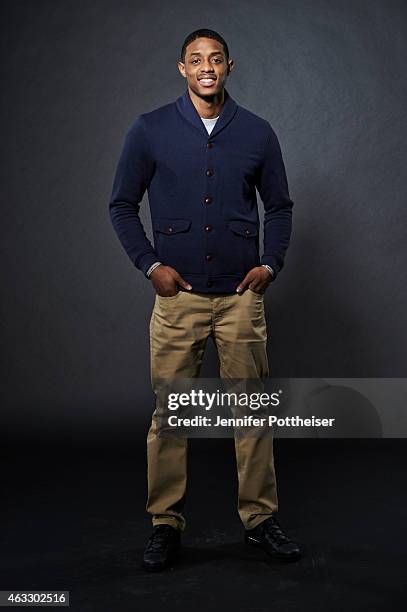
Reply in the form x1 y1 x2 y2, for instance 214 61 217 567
180 29 229 63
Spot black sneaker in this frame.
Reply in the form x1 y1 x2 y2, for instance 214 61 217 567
142 524 181 571
245 515 302 562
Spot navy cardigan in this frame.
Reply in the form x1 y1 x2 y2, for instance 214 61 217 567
109 87 294 293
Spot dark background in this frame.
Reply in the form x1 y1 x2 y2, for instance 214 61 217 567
1 3 407 610
1 0 407 440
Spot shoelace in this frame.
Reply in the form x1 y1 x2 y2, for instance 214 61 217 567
146 526 174 552
263 518 290 545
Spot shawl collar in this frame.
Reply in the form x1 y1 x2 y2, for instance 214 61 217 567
175 86 238 139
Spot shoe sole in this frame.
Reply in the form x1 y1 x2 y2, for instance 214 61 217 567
245 535 302 562
142 544 182 572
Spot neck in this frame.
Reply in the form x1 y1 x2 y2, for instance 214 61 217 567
187 85 224 119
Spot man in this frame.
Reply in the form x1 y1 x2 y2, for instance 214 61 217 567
109 28 302 571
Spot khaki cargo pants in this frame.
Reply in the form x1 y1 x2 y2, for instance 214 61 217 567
146 288 278 531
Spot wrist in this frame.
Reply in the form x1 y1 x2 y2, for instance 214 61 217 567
146 261 163 278
261 264 274 278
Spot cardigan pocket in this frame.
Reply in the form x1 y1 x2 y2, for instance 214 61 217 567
154 218 194 271
228 220 259 272
155 218 192 235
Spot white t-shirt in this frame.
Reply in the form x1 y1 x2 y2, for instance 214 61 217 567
200 115 219 135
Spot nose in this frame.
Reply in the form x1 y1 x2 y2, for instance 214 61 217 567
202 58 214 72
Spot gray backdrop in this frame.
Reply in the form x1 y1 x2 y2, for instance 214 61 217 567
1 0 406 439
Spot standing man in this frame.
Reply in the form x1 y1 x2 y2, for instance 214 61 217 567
109 28 301 571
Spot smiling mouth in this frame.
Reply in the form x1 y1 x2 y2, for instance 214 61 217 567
198 77 217 87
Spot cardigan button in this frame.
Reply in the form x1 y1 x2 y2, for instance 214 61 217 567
207 142 213 149
244 229 250 236
204 196 213 204
168 227 173 233
205 254 213 261
206 168 214 177
204 224 213 232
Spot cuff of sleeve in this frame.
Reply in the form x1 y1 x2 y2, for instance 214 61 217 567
261 264 274 277
260 256 280 281
136 252 162 277
146 261 163 277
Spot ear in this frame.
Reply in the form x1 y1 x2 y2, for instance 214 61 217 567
177 61 186 78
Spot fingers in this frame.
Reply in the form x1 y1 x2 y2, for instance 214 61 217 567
173 271 192 291
236 267 271 293
236 273 253 293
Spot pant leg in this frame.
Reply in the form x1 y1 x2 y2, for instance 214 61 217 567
213 289 278 529
147 291 212 531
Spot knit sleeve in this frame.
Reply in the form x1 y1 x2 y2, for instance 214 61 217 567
108 116 159 276
255 124 294 280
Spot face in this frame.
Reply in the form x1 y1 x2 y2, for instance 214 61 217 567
178 37 234 97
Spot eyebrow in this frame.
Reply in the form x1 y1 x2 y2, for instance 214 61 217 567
188 51 224 57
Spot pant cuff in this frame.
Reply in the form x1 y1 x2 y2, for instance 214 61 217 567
152 516 185 532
